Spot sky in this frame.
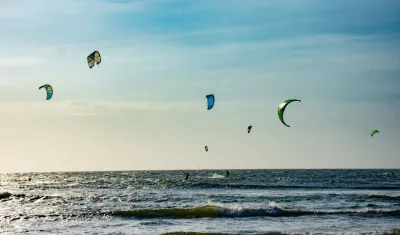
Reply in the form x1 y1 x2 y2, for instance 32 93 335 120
0 0 399 173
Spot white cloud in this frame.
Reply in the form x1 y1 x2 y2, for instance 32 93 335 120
0 101 195 118
0 0 148 19
0 57 46 67
0 100 275 120
0 31 398 105
0 0 158 50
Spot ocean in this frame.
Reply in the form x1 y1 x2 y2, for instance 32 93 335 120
0 169 399 234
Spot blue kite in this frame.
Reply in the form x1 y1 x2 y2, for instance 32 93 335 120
206 94 215 110
39 84 53 100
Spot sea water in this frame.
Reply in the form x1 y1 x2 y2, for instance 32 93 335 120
1 169 399 234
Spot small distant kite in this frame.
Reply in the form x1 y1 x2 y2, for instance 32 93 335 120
87 51 101 69
206 94 215 110
38 84 53 100
278 99 301 127
247 125 252 133
371 129 380 137
205 146 208 152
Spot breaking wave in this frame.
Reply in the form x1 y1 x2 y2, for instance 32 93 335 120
109 204 400 219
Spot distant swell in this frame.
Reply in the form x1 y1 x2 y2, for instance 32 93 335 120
0 192 64 201
109 205 400 219
190 183 400 190
368 194 400 200
160 230 400 235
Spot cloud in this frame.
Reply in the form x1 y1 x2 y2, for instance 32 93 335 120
0 57 46 67
0 0 148 19
0 0 156 48
99 33 399 69
0 31 398 106
0 100 196 118
0 2 398 111
0 99 276 120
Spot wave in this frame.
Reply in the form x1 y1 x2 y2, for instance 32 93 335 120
2 191 398 206
0 192 12 200
367 194 400 200
0 191 66 202
160 232 288 235
159 229 400 235
209 173 225 179
189 182 400 190
108 204 400 219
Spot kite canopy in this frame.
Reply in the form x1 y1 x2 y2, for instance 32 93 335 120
206 94 215 110
247 125 252 133
371 129 380 137
87 51 101 69
278 99 301 127
38 84 53 100
205 146 208 152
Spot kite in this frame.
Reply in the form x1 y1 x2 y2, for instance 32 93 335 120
38 84 53 100
87 51 101 69
371 129 380 137
278 99 301 127
206 94 215 110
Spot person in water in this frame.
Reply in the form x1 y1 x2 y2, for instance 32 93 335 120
225 170 229 177
185 172 189 180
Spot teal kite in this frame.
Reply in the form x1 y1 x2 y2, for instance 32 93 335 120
39 84 53 100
